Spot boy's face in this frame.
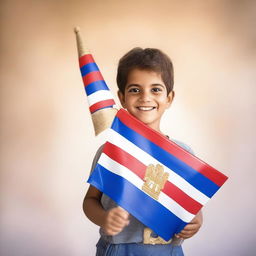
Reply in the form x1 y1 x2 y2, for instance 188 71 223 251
118 69 174 132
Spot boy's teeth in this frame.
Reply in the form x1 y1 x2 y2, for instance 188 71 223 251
138 107 155 111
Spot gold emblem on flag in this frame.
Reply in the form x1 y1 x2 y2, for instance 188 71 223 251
142 164 169 200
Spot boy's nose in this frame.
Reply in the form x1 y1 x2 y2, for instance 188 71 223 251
139 91 151 102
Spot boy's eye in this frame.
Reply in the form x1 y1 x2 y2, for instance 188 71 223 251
152 87 162 92
128 88 140 93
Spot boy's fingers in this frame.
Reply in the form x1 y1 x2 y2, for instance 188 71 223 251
115 206 129 219
106 208 130 229
105 226 122 235
175 231 195 239
182 223 198 231
176 227 199 237
108 219 126 228
179 229 194 235
109 225 122 231
177 234 192 239
108 216 129 227
117 206 129 214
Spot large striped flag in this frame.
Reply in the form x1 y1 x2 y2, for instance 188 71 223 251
88 108 228 241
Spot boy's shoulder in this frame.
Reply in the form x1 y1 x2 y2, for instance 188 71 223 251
90 144 105 173
171 139 195 155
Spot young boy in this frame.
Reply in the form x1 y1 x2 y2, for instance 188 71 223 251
83 48 203 256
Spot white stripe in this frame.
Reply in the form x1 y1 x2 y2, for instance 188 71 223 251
105 128 210 205
98 153 195 223
87 90 114 106
99 153 143 188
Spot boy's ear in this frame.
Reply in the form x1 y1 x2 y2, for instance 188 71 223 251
167 90 175 108
118 90 126 108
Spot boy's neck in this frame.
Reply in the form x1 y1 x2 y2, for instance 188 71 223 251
147 124 164 136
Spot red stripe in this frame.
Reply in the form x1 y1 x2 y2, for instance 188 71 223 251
79 54 95 67
82 71 104 87
116 109 228 187
89 99 115 113
103 142 202 214
162 182 202 214
103 142 146 179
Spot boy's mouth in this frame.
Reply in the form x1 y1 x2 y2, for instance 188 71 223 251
136 106 156 111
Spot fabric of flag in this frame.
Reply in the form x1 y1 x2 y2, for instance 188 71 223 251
88 109 228 241
79 54 116 113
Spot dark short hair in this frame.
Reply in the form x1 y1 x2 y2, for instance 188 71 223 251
116 47 174 95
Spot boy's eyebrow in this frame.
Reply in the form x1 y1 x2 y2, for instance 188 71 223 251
151 83 165 88
126 83 165 89
126 84 140 89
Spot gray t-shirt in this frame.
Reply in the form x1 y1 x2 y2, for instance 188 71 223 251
89 140 194 244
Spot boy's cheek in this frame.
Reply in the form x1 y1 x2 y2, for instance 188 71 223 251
117 91 126 108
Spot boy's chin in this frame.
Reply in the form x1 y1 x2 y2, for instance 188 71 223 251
127 111 160 130
138 119 159 130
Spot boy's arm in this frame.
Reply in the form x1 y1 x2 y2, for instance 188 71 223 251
83 185 129 236
83 185 106 228
175 210 203 239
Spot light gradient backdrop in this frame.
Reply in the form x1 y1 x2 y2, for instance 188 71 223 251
0 0 255 255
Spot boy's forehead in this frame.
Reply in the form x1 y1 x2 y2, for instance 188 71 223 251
126 68 164 85
128 68 161 76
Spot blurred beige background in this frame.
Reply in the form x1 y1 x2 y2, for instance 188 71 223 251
0 0 255 255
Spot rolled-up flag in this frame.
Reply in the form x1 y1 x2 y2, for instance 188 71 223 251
74 27 118 135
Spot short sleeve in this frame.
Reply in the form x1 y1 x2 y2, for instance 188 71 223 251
171 139 195 156
90 144 104 174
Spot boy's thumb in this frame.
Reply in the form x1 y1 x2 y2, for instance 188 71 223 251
117 206 129 217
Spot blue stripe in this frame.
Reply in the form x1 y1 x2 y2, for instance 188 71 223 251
111 117 219 198
85 80 109 96
88 164 187 240
80 62 99 77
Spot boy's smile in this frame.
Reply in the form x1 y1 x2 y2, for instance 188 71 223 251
118 69 174 132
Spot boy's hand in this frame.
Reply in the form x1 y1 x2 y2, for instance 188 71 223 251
175 211 203 239
102 206 130 236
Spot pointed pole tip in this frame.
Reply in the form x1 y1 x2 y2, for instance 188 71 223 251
74 26 90 56
74 26 80 34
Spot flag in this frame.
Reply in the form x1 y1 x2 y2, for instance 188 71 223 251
88 108 228 241
79 53 116 114
74 27 117 135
